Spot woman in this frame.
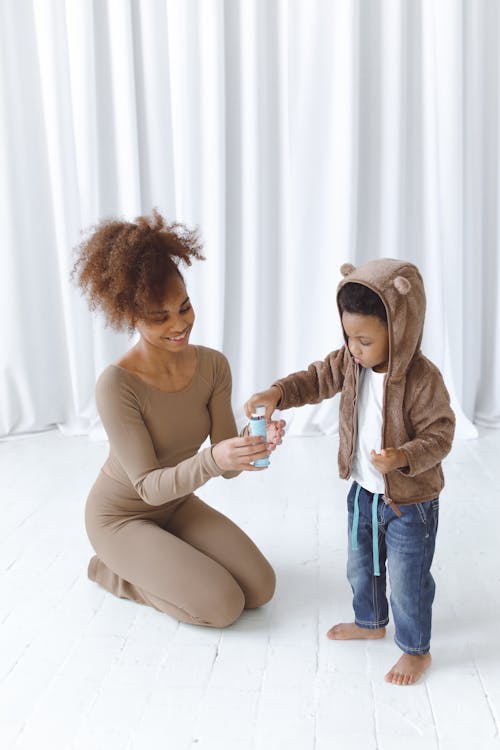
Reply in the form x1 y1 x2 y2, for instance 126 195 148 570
73 209 283 627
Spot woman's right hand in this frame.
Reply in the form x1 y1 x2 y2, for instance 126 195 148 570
212 435 270 472
243 387 281 420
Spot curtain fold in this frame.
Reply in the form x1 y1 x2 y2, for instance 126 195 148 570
1 0 498 438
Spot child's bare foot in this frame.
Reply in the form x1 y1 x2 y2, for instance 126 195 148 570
384 652 431 686
326 622 386 640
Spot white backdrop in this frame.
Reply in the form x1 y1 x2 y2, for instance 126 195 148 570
1 0 499 439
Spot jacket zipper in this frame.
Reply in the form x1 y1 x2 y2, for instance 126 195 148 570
381 374 401 516
349 362 360 470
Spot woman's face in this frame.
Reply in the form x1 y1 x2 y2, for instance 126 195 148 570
136 275 195 353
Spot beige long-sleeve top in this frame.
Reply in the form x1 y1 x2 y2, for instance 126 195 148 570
95 346 239 506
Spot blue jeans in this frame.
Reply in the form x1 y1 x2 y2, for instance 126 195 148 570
346 482 439 655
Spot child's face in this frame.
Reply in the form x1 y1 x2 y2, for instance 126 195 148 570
341 311 389 373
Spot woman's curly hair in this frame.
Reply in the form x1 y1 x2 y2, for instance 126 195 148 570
72 209 204 331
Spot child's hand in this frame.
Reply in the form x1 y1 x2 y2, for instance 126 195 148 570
244 387 281 420
266 419 286 451
370 448 408 474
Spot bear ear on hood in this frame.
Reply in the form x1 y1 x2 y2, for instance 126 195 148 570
394 276 411 295
340 263 356 277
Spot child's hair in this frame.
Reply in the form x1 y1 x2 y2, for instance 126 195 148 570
338 282 387 324
71 208 204 331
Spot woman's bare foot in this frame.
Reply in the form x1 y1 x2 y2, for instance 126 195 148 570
326 622 386 640
384 652 432 686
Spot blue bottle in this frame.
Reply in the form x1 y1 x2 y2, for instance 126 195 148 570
250 405 270 467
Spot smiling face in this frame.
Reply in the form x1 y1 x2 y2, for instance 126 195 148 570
135 273 195 353
341 311 389 373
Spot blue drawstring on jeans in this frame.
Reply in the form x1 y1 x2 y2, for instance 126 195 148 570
351 484 381 577
371 492 380 576
351 483 361 551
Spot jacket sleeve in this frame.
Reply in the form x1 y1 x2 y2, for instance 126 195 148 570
272 346 350 409
207 353 241 479
96 368 224 506
398 368 456 477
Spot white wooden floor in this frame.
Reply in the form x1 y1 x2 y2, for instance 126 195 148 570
1 427 500 750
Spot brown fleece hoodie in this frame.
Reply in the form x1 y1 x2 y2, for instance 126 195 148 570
273 258 455 506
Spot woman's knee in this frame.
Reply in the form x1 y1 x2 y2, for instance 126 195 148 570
192 578 246 628
244 560 276 610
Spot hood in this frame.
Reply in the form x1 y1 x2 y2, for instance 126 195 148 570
336 258 426 378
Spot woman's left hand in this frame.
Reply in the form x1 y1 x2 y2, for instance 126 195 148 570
266 419 286 451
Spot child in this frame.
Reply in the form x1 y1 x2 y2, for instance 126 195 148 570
244 259 455 686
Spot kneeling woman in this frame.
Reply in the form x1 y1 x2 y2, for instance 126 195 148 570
73 210 282 627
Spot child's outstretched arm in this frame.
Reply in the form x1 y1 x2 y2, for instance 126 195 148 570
246 347 350 419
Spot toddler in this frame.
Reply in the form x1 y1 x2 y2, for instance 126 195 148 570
245 259 455 685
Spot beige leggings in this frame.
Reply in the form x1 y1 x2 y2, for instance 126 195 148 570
85 472 275 627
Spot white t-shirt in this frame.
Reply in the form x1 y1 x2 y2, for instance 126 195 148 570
351 367 386 494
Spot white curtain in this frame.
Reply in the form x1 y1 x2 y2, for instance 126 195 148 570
1 0 499 439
